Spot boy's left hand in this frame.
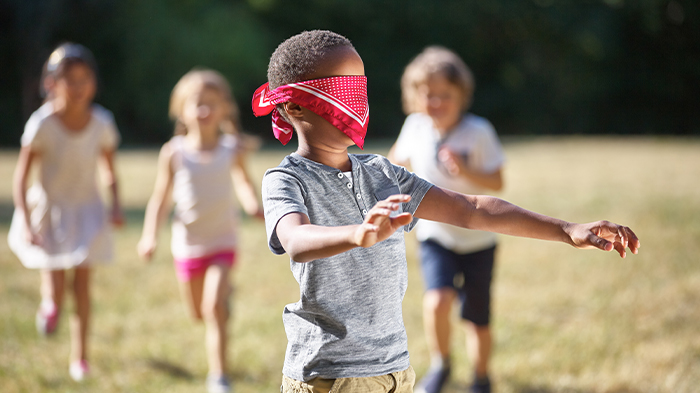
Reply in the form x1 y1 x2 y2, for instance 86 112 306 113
568 221 640 258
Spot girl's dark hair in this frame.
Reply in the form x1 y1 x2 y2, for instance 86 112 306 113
267 30 354 89
40 43 98 98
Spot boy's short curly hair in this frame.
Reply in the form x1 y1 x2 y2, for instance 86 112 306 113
401 46 474 114
267 30 354 89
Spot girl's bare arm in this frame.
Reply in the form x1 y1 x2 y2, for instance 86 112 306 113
12 146 39 243
231 153 263 218
101 148 124 227
137 143 175 260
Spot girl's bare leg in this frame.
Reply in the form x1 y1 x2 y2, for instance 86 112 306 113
70 267 90 363
38 269 65 333
201 262 231 377
179 274 206 321
40 269 66 308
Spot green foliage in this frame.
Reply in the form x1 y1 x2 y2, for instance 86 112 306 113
1 0 698 146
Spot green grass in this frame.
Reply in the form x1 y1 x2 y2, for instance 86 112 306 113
1 137 698 392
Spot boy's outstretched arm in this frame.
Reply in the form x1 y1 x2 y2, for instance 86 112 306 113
415 186 640 258
275 195 413 263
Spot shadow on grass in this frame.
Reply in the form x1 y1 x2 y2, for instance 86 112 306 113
38 376 62 389
499 379 645 393
144 357 194 380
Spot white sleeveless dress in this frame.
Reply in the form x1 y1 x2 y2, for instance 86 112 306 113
169 134 239 259
8 105 120 269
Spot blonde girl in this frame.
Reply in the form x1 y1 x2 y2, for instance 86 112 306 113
137 69 262 393
9 43 124 381
389 46 505 393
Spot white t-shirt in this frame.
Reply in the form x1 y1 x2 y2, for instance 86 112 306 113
392 112 505 254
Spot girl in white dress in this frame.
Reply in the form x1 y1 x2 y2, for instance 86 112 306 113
138 69 262 393
9 43 123 381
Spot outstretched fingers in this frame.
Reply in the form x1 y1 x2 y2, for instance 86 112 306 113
590 221 641 258
356 195 413 248
391 212 413 228
621 225 640 254
365 195 411 223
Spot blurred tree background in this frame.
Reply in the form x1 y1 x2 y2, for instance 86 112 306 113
1 0 698 146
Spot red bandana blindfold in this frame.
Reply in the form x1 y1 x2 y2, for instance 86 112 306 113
252 76 369 149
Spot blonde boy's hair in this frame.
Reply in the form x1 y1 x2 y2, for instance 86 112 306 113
401 46 474 114
169 69 241 135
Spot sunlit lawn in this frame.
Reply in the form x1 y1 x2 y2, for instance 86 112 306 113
0 137 698 393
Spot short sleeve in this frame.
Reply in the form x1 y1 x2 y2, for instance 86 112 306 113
262 169 309 255
391 114 420 164
99 112 121 151
21 111 49 151
89 105 120 151
391 162 434 232
473 120 505 174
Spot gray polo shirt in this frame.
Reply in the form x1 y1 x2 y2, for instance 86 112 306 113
262 152 433 381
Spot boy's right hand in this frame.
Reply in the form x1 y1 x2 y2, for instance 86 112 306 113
137 237 157 262
354 194 413 248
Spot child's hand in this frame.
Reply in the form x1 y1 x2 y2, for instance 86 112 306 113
24 227 43 247
111 205 125 228
567 221 640 258
438 147 470 177
137 237 157 262
354 195 413 248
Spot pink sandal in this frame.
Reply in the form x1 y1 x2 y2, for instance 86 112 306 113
69 359 90 381
35 300 59 336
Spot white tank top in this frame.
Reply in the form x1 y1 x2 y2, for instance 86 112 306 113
170 134 239 258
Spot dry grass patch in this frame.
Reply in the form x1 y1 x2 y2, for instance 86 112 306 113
0 137 698 392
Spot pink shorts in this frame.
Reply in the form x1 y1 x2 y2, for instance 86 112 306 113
173 250 236 282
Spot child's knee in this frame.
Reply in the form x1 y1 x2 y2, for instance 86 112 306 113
200 297 227 321
425 288 456 312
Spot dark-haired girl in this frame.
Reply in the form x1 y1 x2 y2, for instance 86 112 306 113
9 43 123 381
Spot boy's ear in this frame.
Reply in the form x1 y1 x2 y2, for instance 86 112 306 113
283 102 304 119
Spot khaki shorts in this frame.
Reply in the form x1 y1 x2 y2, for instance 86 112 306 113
281 366 415 393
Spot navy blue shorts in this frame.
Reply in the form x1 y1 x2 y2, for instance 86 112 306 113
419 240 496 326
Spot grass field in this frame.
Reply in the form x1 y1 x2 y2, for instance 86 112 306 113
0 137 698 393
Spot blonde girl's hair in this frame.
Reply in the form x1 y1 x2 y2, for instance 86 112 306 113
401 46 475 115
169 69 241 135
